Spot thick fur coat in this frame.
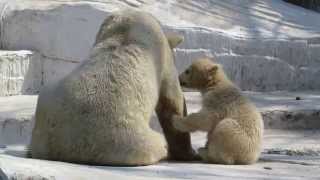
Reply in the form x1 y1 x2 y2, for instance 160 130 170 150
30 10 195 166
173 58 264 165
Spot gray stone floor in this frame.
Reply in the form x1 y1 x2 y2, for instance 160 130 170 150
1 92 320 179
1 129 320 180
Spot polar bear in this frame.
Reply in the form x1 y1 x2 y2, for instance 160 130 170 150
173 57 263 165
30 10 196 166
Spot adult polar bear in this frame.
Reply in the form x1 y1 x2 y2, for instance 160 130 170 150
30 10 195 165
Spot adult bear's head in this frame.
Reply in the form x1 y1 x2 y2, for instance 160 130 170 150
94 9 183 64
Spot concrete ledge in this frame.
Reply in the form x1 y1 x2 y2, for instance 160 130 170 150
185 91 320 129
1 129 320 180
1 92 320 179
0 51 41 96
1 91 320 147
248 91 320 129
0 95 36 145
0 50 80 96
1 0 320 91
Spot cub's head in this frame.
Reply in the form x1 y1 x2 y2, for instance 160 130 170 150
179 57 222 90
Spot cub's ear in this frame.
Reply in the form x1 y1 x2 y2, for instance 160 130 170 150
207 64 219 79
166 33 184 48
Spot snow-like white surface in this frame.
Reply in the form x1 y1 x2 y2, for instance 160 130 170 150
2 154 319 180
0 1 319 179
244 91 320 111
0 50 41 96
0 95 37 145
185 91 320 112
1 129 320 180
186 91 320 129
0 95 37 120
0 49 81 96
1 91 320 146
13 0 319 39
0 0 320 91
0 92 320 179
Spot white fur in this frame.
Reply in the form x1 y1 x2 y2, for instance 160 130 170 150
30 10 193 166
173 58 264 165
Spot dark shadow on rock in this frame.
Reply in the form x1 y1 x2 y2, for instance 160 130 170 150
4 148 29 158
21 52 43 95
0 168 9 180
284 0 320 12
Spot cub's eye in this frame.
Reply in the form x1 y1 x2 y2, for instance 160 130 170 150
185 69 190 75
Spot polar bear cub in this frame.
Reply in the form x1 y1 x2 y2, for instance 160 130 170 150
173 57 264 165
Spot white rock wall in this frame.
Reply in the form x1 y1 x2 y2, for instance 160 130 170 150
0 50 79 96
0 0 320 93
172 27 320 91
0 1 109 63
0 51 41 96
0 95 37 145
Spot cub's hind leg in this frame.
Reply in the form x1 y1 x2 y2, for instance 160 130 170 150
206 118 246 165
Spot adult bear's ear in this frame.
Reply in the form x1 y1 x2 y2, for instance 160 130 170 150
166 33 184 48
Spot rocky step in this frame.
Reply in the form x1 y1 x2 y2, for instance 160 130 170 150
1 91 320 146
1 129 320 180
175 49 320 91
186 91 320 130
0 50 79 96
171 27 320 68
0 95 37 146
0 51 40 96
1 0 320 92
1 49 319 98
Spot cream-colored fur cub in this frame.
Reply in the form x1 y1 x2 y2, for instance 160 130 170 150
173 57 263 165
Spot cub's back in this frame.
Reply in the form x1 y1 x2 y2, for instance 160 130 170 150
203 86 263 131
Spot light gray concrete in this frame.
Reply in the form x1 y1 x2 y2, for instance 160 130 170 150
0 1 320 178
0 95 37 145
0 51 41 96
1 129 320 180
1 91 320 146
0 0 320 91
0 50 80 96
185 91 320 129
0 93 319 179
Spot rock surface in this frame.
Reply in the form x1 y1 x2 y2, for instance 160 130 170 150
0 1 320 179
0 0 320 91
1 129 320 180
186 91 320 129
1 91 320 147
0 51 41 96
0 50 80 96
0 95 36 145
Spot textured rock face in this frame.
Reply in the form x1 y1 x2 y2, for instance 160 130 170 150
0 0 320 92
0 95 37 145
1 94 320 179
173 27 320 91
0 50 79 96
284 0 320 12
0 51 41 96
185 91 320 129
1 92 320 148
0 1 108 63
262 110 320 129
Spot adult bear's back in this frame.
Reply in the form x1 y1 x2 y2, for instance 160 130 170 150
30 10 173 165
